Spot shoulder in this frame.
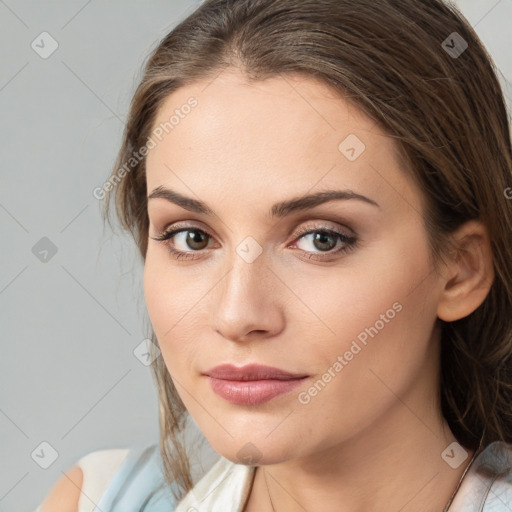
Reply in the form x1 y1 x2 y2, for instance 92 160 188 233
38 465 83 512
92 443 181 510
175 456 256 512
37 447 130 512
451 441 512 511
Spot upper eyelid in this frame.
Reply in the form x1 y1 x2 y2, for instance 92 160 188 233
155 219 352 238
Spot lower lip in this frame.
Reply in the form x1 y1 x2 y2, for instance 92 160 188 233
207 376 307 405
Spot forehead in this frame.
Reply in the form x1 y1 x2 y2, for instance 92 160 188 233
145 68 421 216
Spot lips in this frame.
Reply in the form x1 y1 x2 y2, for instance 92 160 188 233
204 364 309 405
205 364 308 381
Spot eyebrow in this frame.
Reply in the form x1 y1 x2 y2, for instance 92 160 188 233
147 186 380 218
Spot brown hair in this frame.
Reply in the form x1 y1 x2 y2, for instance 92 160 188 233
103 0 512 500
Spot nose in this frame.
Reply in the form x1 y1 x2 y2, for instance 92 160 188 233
211 247 285 343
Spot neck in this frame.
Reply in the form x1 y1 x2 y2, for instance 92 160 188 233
244 397 474 512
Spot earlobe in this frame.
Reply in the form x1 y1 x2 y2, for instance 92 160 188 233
436 220 495 322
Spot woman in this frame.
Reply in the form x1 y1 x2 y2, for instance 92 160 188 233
37 0 512 510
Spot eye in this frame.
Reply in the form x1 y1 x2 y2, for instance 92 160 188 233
289 224 357 260
150 221 358 261
151 224 213 260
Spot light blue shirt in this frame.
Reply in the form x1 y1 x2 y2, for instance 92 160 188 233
92 444 178 511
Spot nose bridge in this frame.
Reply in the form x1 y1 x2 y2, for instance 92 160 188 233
211 236 282 339
219 236 270 307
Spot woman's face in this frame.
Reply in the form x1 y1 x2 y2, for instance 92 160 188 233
144 68 446 465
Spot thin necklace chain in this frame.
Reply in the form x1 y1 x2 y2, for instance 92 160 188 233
263 469 276 512
262 443 482 512
442 446 481 512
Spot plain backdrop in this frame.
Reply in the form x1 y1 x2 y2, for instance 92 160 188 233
0 1 511 511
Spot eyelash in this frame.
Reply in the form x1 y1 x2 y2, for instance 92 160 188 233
150 222 358 262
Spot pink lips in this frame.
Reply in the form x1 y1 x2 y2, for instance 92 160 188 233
204 364 309 405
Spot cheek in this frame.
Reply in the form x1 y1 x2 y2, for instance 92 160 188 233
287 245 431 344
289 232 439 385
143 250 168 332
143 249 206 373
143 251 180 358
285 259 439 445
144 247 193 330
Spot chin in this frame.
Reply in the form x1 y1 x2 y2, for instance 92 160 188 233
201 426 303 466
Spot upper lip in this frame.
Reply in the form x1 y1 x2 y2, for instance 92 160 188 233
204 364 308 381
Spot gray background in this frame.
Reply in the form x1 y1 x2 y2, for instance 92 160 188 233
0 1 511 511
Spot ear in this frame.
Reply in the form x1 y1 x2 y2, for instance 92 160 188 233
436 220 495 322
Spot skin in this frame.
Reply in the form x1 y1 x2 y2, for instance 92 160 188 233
39 466 82 511
144 67 494 512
